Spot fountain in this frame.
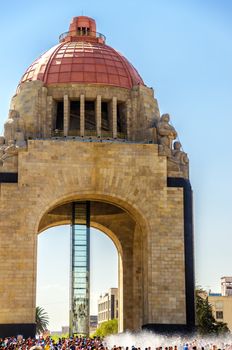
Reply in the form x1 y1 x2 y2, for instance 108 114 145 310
105 331 232 349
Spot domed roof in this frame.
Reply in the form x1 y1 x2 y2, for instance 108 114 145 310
19 16 144 90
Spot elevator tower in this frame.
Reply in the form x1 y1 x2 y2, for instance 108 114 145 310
70 202 90 335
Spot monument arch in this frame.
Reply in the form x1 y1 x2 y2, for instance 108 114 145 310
36 194 149 333
0 15 195 337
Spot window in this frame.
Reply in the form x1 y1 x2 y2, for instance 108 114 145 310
117 102 126 136
101 102 110 132
56 101 64 130
85 101 96 131
70 101 80 130
216 311 223 319
215 301 223 310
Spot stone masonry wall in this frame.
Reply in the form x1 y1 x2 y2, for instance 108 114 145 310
0 140 186 330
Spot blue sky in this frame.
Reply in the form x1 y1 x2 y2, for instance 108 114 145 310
37 227 117 331
1 0 232 330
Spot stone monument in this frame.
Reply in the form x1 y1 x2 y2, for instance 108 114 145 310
0 16 195 337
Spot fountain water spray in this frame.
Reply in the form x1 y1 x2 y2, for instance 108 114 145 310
105 331 232 349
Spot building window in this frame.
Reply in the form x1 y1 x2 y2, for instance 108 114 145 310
85 101 95 131
111 295 115 319
70 101 80 131
216 311 223 319
56 101 64 130
117 102 126 136
215 301 223 310
101 101 110 134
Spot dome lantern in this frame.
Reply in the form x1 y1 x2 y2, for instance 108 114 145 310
59 16 105 44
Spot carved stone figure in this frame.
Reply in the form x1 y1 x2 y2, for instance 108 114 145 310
157 113 177 156
1 140 17 160
0 137 5 166
0 136 5 146
4 110 20 143
157 114 177 147
0 127 27 167
166 141 189 178
73 297 88 334
157 113 177 157
172 141 189 165
0 140 17 168
158 134 172 157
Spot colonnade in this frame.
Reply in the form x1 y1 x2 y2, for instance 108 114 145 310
52 94 131 139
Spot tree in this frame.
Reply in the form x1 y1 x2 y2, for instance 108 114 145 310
36 306 49 335
196 288 229 335
92 319 118 337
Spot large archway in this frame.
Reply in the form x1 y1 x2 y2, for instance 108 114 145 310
36 224 118 334
37 196 148 332
0 139 193 337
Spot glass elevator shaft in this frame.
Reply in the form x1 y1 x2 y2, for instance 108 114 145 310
70 201 90 335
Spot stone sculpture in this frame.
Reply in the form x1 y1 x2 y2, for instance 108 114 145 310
156 115 189 177
167 141 189 178
157 113 177 156
0 130 26 166
4 110 20 143
172 141 189 165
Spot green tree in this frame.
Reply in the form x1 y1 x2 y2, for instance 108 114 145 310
93 319 118 337
36 306 49 335
196 288 229 335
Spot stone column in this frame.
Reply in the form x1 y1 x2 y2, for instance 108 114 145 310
41 87 48 138
126 99 132 140
112 96 117 138
46 96 54 137
95 95 101 137
80 94 85 137
63 94 70 137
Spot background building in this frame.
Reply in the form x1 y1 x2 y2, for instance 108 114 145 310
208 294 232 331
89 315 98 334
221 277 232 296
208 276 232 331
50 326 69 336
98 288 118 325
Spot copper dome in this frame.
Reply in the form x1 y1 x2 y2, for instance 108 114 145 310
19 16 144 90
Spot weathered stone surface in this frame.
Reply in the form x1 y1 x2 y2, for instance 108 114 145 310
0 21 192 333
0 140 187 331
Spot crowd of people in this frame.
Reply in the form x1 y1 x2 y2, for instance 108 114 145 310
0 337 102 350
1 336 232 350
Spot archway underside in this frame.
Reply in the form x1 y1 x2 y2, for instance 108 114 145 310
38 200 145 332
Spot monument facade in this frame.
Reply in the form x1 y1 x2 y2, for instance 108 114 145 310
0 16 195 337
